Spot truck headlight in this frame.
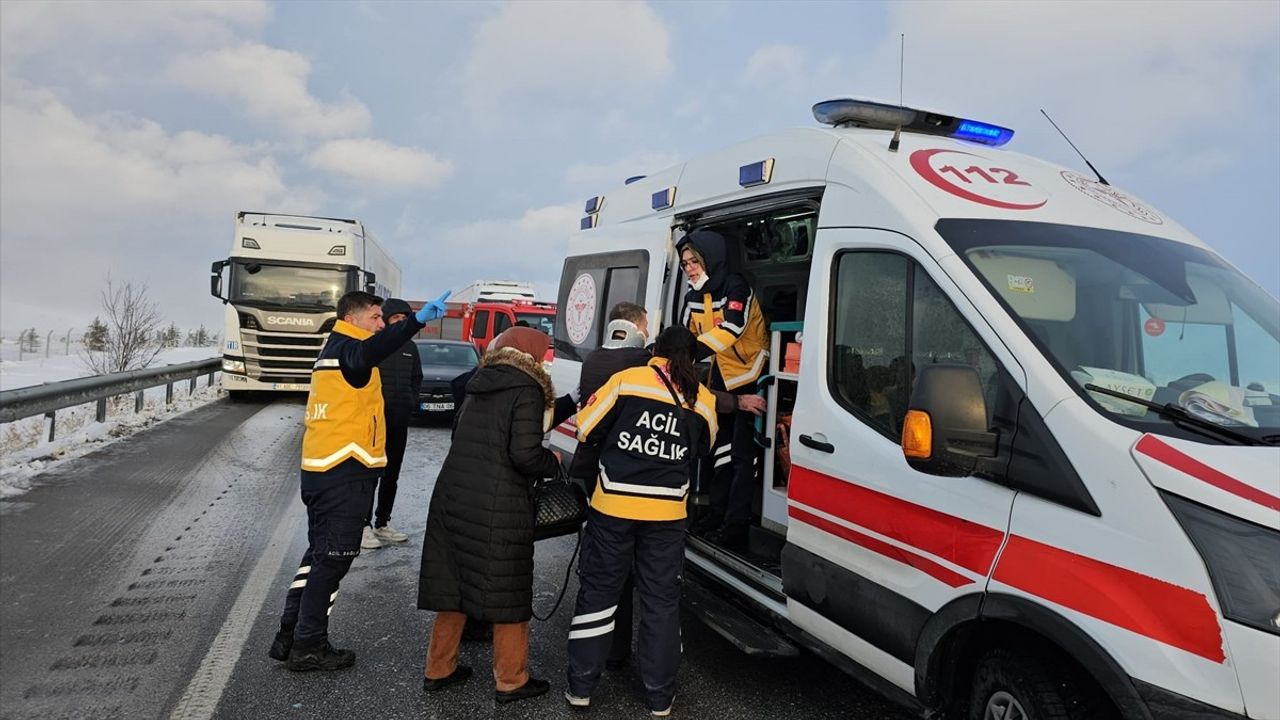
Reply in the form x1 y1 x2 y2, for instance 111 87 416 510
1164 492 1280 635
222 358 246 374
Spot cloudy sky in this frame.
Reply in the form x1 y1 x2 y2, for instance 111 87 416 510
1 0 1277 338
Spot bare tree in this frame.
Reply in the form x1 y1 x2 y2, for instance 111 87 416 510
82 277 166 374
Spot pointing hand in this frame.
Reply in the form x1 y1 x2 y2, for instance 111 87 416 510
416 290 453 323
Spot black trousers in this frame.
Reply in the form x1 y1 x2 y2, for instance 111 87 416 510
279 474 376 648
375 423 408 527
567 509 685 711
703 369 759 529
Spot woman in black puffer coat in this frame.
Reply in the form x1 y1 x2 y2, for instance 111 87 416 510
418 327 559 703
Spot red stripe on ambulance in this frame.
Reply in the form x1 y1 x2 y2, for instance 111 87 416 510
1136 434 1280 512
994 535 1225 662
789 465 1003 575
788 465 1225 663
788 507 973 588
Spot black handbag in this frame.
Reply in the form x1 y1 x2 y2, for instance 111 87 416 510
533 463 588 542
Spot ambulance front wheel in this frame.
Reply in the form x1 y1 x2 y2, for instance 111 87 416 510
968 647 1113 720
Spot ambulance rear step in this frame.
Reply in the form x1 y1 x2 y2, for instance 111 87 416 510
682 577 799 658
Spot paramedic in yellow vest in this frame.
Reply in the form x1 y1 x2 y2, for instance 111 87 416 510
565 327 718 715
268 289 451 672
677 230 768 551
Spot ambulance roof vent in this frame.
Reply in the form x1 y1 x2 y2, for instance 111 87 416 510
813 97 1014 147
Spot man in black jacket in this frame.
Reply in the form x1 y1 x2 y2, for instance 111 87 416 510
268 289 449 672
364 298 422 549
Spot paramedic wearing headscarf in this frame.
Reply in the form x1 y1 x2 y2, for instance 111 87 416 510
677 230 768 550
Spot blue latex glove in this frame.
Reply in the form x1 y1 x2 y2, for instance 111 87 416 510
415 290 452 323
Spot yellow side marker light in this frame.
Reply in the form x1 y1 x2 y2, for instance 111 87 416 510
902 410 933 459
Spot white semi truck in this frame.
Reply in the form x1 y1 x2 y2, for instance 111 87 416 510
211 211 401 397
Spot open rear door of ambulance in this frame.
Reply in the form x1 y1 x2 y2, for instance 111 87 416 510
550 221 673 453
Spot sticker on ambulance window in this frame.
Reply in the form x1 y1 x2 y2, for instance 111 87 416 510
565 273 597 345
1007 274 1035 293
1144 316 1166 336
910 148 1048 210
1061 171 1163 225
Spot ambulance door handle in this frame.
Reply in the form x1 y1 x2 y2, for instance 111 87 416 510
798 433 834 454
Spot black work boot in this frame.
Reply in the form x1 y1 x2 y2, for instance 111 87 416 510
495 677 550 703
268 626 294 661
285 641 356 672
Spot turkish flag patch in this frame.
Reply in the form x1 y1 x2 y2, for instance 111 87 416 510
728 300 744 311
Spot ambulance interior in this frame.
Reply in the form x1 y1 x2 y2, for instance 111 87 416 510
678 197 817 569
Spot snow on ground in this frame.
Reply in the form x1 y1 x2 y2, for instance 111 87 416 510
0 344 216 391
1 347 223 498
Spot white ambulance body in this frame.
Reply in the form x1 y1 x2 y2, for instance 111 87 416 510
548 99 1279 719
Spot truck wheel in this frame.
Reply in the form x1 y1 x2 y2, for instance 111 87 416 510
227 390 250 403
968 648 1111 720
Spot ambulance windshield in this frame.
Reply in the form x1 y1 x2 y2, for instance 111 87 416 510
937 219 1280 441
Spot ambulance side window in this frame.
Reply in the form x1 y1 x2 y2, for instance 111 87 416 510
830 252 998 441
555 250 650 361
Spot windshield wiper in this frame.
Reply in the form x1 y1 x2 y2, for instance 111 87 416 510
1084 384 1263 446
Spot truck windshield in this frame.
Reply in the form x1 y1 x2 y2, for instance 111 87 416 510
516 313 555 335
937 219 1280 442
229 261 353 310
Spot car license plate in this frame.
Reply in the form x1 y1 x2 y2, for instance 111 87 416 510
273 383 306 391
421 402 453 411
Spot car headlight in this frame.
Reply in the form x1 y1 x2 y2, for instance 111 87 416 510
222 357 246 374
1164 492 1280 635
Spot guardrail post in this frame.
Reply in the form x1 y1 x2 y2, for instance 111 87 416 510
135 390 145 413
165 382 174 405
96 398 107 422
188 377 197 395
45 411 56 442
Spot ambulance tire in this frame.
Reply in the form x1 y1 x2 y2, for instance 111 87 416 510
968 647 1113 720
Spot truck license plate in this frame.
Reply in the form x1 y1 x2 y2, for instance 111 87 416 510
421 402 453 411
273 383 305 391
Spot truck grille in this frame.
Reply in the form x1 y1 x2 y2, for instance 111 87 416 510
240 328 328 381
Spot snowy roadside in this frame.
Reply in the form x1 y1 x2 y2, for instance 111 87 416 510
1 349 224 498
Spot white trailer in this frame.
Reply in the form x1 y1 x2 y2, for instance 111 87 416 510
452 280 537 304
211 211 401 396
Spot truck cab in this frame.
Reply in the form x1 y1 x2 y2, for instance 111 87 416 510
548 99 1280 720
211 212 400 397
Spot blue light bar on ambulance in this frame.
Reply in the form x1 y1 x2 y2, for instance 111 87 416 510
580 215 597 231
812 97 1014 147
739 158 775 187
584 196 604 214
652 187 676 210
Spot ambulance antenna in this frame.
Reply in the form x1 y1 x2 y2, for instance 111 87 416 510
1040 109 1109 186
889 34 905 152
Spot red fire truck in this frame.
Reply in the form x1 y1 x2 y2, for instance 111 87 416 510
413 298 556 360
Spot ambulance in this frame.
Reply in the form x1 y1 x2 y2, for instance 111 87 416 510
548 98 1280 719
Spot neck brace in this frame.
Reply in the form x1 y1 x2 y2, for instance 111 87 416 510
690 274 710 292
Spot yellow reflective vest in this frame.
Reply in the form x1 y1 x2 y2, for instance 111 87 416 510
300 320 387 473
683 277 768 391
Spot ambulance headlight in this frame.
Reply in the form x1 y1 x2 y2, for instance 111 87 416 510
222 357 246 374
1164 492 1280 635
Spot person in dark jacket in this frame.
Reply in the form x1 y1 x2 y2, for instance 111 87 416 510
418 327 560 703
565 327 718 716
268 289 450 672
364 298 422 549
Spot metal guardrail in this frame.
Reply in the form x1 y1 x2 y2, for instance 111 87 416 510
0 358 221 440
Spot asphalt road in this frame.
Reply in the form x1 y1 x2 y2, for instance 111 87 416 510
0 398 918 720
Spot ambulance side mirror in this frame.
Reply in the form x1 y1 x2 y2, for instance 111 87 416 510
901 364 999 477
